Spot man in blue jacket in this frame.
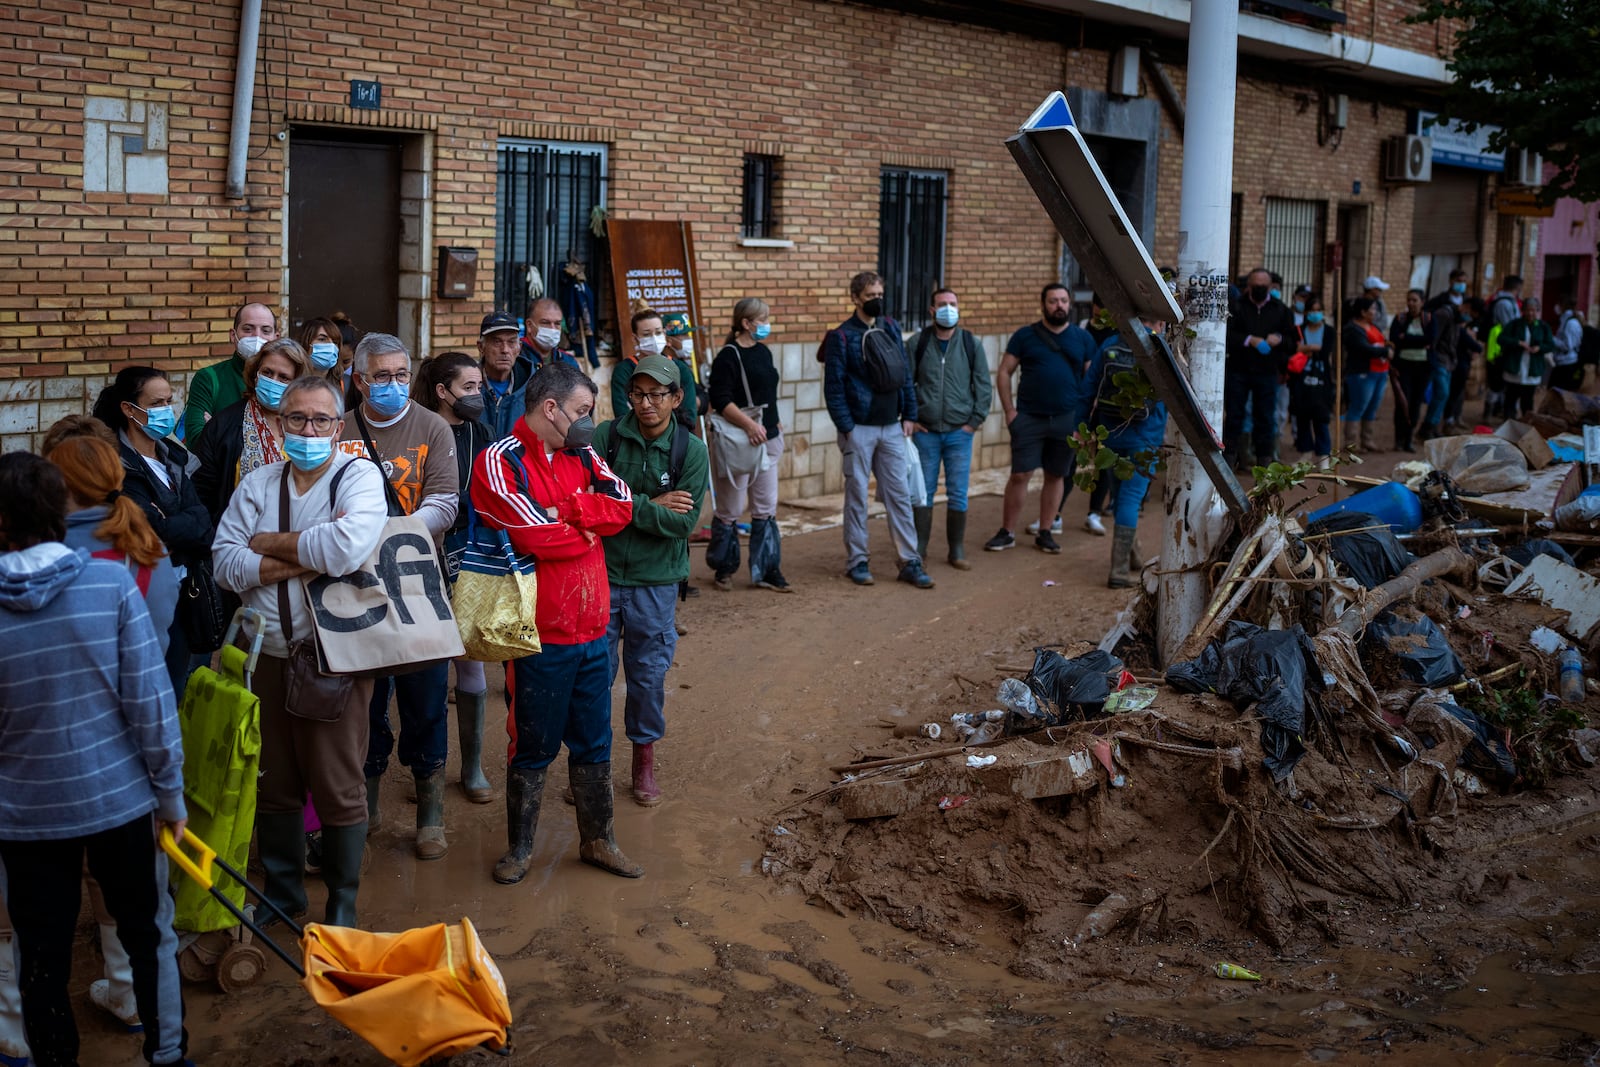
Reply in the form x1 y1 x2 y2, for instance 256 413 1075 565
477 303 582 439
824 271 934 589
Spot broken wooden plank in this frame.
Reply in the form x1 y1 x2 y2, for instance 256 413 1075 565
1504 554 1600 642
838 773 947 820
971 747 1100 799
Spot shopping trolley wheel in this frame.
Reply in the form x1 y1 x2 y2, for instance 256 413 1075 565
215 942 267 992
178 945 214 984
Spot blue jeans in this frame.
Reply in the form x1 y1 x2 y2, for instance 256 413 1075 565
1343 371 1387 424
911 429 974 511
1294 415 1331 457
606 584 679 745
507 638 612 770
1421 364 1452 429
365 660 450 779
1104 420 1161 531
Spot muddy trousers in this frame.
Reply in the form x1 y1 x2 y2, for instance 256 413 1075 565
0 816 188 1066
605 584 678 746
506 637 612 771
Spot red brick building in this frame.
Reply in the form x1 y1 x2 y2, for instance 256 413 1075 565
1 0 1535 495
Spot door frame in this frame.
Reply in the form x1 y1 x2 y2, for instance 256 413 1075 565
281 125 433 360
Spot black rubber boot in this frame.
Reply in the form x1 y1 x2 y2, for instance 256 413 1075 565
456 689 493 803
912 507 933 561
364 775 382 835
255 812 308 923
1108 525 1138 589
570 762 644 878
414 770 447 860
492 766 546 885
945 509 970 570
319 822 366 928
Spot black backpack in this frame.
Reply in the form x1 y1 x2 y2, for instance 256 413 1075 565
860 319 907 394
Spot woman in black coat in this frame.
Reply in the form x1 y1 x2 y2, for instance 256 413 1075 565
92 366 216 693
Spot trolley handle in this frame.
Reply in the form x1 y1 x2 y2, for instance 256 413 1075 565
160 827 306 977
160 825 216 889
222 607 267 677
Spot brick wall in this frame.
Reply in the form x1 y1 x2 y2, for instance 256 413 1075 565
1 0 1469 498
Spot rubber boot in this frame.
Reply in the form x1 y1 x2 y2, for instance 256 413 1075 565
912 507 933 561
570 762 644 878
492 766 546 885
1360 420 1379 453
945 509 971 570
1107 525 1138 589
0 934 28 1066
413 770 448 860
319 823 366 928
255 811 309 923
365 775 382 835
455 689 493 804
631 742 661 807
88 923 141 1032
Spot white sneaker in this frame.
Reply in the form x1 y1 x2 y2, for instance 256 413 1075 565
1024 517 1064 535
1084 513 1107 536
1025 519 1040 535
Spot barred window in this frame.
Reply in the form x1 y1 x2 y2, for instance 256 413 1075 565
1262 196 1326 295
878 168 948 330
742 154 778 239
495 140 607 318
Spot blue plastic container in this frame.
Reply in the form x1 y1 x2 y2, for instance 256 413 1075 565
1304 481 1423 534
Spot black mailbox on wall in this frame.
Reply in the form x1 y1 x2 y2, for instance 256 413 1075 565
437 247 477 300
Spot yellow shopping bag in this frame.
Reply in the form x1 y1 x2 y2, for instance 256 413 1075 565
452 505 540 662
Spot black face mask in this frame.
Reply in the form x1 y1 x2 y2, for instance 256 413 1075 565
862 297 884 319
555 405 595 451
1249 285 1271 303
450 392 485 422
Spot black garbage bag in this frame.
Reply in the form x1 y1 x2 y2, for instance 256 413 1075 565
1364 611 1465 687
747 516 781 586
1217 625 1324 781
1165 620 1264 694
1505 538 1576 568
1439 702 1518 785
1025 647 1124 721
705 517 740 578
1305 510 1413 590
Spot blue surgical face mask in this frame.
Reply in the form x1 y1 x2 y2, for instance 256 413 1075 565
283 433 334 471
1270 288 1282 301
752 323 772 341
1306 311 1325 325
254 376 288 411
136 404 176 441
1292 300 1306 313
310 342 340 370
935 305 959 328
1451 282 1466 295
366 379 409 417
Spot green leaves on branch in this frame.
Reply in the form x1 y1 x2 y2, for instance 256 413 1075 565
1069 422 1164 495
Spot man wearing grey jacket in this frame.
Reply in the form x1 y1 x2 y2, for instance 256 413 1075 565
908 287 991 568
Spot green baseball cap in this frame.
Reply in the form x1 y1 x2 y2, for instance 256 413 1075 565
631 355 679 387
662 312 692 336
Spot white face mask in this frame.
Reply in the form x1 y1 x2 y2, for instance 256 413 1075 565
533 326 562 350
638 334 666 356
236 336 266 360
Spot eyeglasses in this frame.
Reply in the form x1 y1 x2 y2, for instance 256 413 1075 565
282 413 339 433
628 390 674 406
367 371 411 386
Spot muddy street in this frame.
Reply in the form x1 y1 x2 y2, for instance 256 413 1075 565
80 483 1600 1066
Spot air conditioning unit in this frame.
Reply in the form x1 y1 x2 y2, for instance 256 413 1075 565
1384 135 1433 183
1504 147 1543 187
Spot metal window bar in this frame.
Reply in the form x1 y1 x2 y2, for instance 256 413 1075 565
742 155 777 239
1262 196 1325 295
495 140 608 319
878 168 947 331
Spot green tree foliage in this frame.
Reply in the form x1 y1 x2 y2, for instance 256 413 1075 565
1409 0 1598 201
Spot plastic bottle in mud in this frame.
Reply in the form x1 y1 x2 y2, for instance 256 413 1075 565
1559 648 1585 703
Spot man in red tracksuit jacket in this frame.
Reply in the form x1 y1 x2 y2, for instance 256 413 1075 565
470 362 641 886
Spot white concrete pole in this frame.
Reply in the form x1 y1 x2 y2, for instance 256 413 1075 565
1159 0 1239 665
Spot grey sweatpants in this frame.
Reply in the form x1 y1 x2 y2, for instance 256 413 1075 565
840 422 921 569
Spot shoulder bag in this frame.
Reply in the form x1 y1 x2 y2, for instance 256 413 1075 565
707 345 767 478
277 463 353 722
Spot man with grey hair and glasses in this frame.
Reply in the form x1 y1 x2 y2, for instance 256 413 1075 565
214 375 389 927
336 333 461 861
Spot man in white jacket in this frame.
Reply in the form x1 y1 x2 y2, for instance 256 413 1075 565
213 376 388 928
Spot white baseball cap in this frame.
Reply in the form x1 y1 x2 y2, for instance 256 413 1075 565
1363 275 1390 291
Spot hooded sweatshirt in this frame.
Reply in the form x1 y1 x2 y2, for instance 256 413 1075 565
0 542 185 840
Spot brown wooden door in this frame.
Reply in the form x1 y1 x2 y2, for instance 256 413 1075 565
288 130 401 337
